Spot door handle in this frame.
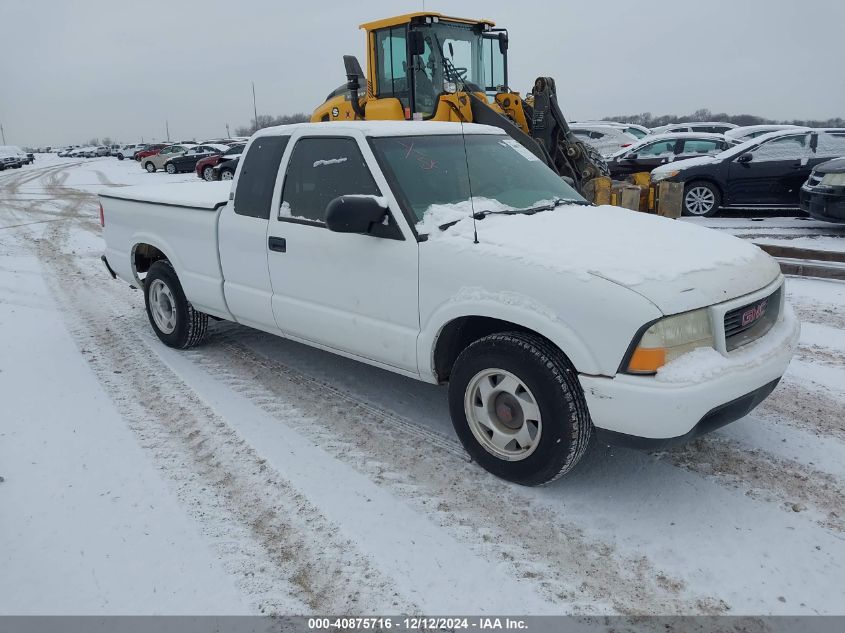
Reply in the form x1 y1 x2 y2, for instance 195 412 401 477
268 236 286 253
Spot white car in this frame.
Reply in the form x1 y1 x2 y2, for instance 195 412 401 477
724 125 808 142
115 144 144 161
650 122 738 135
570 125 638 157
573 121 650 139
100 122 799 485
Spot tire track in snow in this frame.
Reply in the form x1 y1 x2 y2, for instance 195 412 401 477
29 199 419 615
178 333 729 615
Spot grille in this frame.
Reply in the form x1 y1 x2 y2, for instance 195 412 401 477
724 286 782 352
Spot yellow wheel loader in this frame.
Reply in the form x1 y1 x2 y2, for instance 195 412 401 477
312 12 611 202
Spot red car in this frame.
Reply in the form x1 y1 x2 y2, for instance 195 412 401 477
134 143 169 162
195 144 245 181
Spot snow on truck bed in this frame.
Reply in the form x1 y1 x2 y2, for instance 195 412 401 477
100 181 233 209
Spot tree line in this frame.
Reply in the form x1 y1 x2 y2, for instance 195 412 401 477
601 108 844 129
234 113 310 136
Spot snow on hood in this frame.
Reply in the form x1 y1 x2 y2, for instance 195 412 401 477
420 201 778 312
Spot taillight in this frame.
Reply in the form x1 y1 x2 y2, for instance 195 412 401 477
99 202 104 227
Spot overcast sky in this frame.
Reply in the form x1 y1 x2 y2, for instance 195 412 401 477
1 0 842 146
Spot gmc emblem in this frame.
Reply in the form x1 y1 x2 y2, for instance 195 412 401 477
742 299 768 327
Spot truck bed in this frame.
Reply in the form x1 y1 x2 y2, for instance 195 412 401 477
100 181 232 209
100 182 234 320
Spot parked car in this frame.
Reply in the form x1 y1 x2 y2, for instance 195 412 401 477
0 150 23 170
94 146 111 157
116 143 144 161
651 129 845 216
572 121 650 139
606 133 737 179
100 121 798 485
163 144 231 174
650 122 738 135
141 144 196 173
196 144 246 181
800 157 845 223
25 152 35 164
0 145 29 165
570 125 638 157
134 143 169 162
725 125 807 143
212 156 239 180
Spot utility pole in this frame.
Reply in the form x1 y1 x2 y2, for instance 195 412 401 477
252 82 258 131
0 122 5 145
165 120 170 142
225 123 230 138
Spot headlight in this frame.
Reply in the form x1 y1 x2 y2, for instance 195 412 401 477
625 308 714 374
651 169 679 182
820 172 845 186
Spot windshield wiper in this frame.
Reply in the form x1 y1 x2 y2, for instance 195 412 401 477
437 197 588 231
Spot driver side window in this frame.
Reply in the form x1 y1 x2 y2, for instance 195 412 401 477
638 140 676 157
751 134 812 161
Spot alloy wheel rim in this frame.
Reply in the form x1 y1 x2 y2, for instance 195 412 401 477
149 279 177 334
685 186 716 215
203 167 213 181
464 368 542 461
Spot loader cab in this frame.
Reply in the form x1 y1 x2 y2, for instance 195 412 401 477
365 13 508 120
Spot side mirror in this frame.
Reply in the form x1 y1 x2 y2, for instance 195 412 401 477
737 153 753 164
409 30 425 56
325 196 387 234
498 31 509 54
626 153 638 160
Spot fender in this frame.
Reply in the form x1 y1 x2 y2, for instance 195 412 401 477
417 288 602 383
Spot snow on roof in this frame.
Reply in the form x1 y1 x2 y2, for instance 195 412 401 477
253 121 507 138
724 124 807 139
99 181 232 209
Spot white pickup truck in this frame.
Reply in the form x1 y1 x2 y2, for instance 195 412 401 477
100 121 799 485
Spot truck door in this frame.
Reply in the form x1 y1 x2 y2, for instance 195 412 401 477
218 135 289 333
266 134 420 374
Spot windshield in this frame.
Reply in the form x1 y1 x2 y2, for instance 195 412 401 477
410 22 484 106
370 134 584 228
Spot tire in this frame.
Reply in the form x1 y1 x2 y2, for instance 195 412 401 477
220 168 234 181
143 261 208 349
145 161 156 173
165 162 176 174
117 153 124 161
448 332 592 486
202 166 214 181
682 180 721 217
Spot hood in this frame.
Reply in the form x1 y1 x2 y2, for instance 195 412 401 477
423 203 780 314
816 157 845 174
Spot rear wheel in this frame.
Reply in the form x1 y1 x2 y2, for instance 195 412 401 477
143 261 208 349
202 166 214 181
220 168 234 181
165 162 176 174
448 332 592 485
683 180 720 217
117 153 124 161
145 161 156 173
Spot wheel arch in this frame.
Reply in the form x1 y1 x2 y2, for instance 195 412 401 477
131 237 180 287
425 309 600 384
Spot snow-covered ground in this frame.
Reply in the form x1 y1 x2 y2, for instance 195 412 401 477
685 216 845 254
1 156 844 616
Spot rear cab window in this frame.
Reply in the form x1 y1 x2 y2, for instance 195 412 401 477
233 135 290 219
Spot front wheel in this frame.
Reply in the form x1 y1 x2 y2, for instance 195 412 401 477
202 166 214 181
117 153 124 161
143 261 208 349
682 181 721 217
145 161 156 173
165 162 176 174
448 332 592 485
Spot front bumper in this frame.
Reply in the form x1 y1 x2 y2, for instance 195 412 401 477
800 185 845 223
580 301 800 447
